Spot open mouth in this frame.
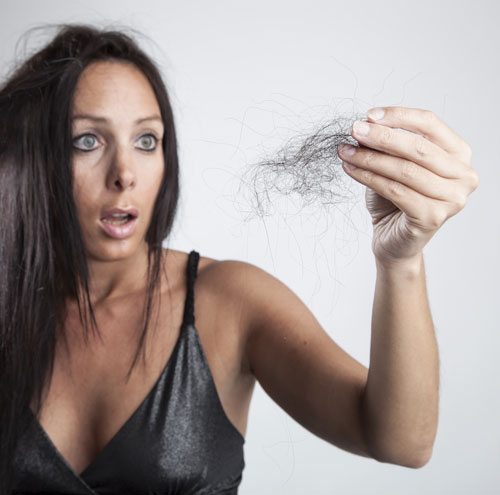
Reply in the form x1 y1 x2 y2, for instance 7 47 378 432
99 213 138 239
101 214 135 226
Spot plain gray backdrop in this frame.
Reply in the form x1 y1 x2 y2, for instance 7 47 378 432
1 1 498 494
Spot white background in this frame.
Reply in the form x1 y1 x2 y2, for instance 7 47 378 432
1 1 498 493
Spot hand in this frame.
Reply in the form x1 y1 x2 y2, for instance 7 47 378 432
337 106 479 266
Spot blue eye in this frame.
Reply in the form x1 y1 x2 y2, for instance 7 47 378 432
73 134 99 152
71 133 159 153
137 134 158 152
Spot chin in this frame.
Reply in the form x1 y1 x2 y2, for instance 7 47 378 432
84 237 145 261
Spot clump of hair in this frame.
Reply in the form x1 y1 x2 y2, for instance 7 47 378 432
237 112 365 221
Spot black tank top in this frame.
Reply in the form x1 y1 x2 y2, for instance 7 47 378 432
12 250 246 494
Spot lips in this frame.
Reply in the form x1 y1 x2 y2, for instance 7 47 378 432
99 205 139 239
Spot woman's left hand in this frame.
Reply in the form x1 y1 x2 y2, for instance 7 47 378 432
338 106 479 266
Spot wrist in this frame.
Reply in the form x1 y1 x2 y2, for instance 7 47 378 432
375 252 424 278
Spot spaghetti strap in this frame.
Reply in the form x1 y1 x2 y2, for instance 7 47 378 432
182 250 200 327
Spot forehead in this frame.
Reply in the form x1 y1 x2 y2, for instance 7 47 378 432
72 61 161 117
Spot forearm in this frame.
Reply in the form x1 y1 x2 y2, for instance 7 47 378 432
361 251 440 468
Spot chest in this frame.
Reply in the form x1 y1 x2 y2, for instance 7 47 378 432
31 278 251 479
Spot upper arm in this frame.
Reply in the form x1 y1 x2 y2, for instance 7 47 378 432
223 259 375 460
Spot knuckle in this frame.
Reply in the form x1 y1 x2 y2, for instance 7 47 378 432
454 193 468 211
360 168 373 185
380 128 392 146
427 210 445 229
387 180 405 197
422 109 437 125
400 160 420 181
461 168 479 191
364 150 378 168
465 169 479 189
415 136 430 159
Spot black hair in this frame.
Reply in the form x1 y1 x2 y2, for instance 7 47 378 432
0 23 179 491
239 113 362 221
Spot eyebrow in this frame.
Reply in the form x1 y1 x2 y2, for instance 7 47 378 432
72 114 163 125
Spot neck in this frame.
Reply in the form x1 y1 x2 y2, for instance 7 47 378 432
83 243 151 306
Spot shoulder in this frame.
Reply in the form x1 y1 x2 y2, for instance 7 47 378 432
197 255 269 290
182 251 292 345
195 255 289 318
195 255 312 355
163 248 270 333
166 250 319 341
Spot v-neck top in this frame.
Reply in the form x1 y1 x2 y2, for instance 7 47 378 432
11 250 245 494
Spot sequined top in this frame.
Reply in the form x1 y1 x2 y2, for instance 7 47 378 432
12 250 245 494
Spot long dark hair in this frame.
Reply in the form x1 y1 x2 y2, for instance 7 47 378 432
0 23 180 491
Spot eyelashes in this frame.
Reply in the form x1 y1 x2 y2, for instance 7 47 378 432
72 133 160 153
72 134 99 152
136 134 158 152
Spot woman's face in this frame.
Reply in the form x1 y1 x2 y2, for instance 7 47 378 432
71 61 165 262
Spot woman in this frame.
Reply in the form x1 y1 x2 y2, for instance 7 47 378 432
0 24 478 494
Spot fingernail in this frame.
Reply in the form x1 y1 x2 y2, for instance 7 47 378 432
339 144 356 157
343 161 357 171
367 107 385 121
353 121 370 136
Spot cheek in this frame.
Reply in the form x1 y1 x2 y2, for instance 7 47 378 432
72 172 98 219
146 161 165 196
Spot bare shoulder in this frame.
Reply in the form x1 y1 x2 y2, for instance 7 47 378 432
192 256 256 327
195 256 319 334
193 255 322 339
196 256 264 294
189 256 275 374
193 252 281 289
163 248 252 320
194 256 283 329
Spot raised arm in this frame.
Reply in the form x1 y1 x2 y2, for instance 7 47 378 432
337 106 478 463
238 257 435 468
238 106 478 468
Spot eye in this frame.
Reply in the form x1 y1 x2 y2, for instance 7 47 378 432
72 134 99 152
137 134 159 152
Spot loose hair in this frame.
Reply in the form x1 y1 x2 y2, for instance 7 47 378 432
0 23 180 491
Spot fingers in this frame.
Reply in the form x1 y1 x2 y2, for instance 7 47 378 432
349 119 465 179
337 106 477 238
341 158 438 222
365 106 472 159
338 144 457 201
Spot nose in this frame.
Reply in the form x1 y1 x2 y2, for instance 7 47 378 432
106 146 136 191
